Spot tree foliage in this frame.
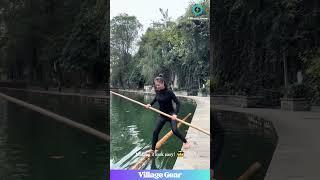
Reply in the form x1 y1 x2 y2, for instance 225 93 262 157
212 0 320 102
110 13 142 88
110 1 210 91
0 0 109 88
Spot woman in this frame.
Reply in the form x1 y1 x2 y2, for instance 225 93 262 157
145 74 190 155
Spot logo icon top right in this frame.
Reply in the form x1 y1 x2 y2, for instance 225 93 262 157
192 4 205 17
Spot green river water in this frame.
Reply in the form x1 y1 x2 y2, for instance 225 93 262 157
110 91 196 170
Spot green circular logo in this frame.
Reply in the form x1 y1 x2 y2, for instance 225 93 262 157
192 4 204 16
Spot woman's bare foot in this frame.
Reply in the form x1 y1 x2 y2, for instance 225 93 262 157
145 149 157 157
183 142 190 149
145 149 154 155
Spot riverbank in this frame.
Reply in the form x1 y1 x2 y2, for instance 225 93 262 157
117 89 210 169
0 87 108 104
213 104 320 179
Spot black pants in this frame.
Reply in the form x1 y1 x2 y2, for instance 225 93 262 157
151 115 187 150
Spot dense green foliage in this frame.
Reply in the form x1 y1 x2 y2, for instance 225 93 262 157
110 14 142 88
0 0 108 88
305 48 320 102
110 1 210 91
212 0 320 103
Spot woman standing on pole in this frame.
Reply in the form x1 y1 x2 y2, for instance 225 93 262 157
145 74 190 155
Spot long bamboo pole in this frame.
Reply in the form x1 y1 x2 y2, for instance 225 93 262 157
110 91 210 136
155 113 192 149
0 92 110 142
238 162 262 180
130 113 192 170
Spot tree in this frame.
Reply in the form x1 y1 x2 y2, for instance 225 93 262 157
134 5 209 90
109 2 210 91
212 0 320 100
0 0 109 89
110 14 142 88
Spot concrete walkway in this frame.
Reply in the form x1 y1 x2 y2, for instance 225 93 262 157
214 105 320 180
173 96 210 170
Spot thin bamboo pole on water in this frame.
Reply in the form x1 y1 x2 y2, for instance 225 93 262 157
0 92 110 142
155 113 192 149
110 91 210 136
238 162 262 180
130 113 192 170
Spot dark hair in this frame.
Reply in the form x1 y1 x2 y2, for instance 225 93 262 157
153 74 168 92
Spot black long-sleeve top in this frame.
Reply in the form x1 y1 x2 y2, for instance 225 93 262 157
150 89 180 115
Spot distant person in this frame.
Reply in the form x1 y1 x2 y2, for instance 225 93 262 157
145 74 190 155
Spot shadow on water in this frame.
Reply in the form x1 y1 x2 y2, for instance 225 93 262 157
110 91 196 170
212 109 278 180
0 89 108 180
